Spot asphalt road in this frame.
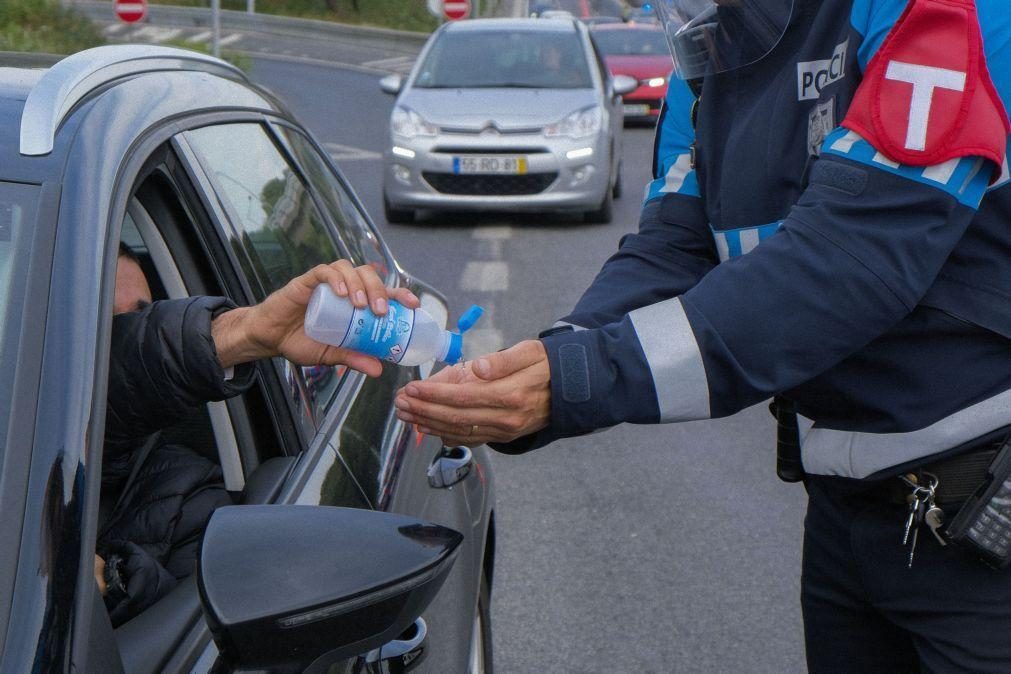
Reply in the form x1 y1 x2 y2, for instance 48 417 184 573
241 55 810 673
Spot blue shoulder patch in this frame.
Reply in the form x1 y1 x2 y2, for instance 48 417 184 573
849 0 906 72
645 78 700 203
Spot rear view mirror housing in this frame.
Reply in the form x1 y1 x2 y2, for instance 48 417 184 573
612 74 639 96
380 74 404 95
197 505 462 672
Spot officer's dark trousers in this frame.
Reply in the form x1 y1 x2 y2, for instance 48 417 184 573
802 476 1011 673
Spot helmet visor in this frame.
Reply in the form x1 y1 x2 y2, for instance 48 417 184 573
652 0 794 80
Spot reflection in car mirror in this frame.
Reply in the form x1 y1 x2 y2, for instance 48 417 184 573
612 74 638 96
197 505 462 673
380 74 404 95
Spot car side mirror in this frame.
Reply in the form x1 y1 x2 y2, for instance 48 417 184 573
197 505 462 673
612 74 638 96
380 74 404 95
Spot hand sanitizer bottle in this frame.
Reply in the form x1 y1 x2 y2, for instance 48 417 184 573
304 284 484 366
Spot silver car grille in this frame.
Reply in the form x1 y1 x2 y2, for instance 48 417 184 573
422 171 559 196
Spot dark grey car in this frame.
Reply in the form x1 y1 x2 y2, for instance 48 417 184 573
0 45 494 674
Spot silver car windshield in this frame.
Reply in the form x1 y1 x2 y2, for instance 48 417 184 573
0 181 39 458
414 30 593 89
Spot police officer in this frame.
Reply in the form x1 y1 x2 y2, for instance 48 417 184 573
395 0 1011 669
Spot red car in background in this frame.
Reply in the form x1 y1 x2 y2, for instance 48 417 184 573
591 22 673 123
531 0 625 19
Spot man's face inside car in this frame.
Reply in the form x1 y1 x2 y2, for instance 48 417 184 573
114 250 152 315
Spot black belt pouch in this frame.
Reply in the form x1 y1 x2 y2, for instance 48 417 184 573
946 437 1011 569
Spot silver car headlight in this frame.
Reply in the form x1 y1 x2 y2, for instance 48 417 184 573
391 107 438 139
544 106 603 140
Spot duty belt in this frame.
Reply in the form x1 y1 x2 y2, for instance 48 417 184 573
889 447 999 506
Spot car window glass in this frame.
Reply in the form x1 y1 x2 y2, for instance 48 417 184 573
0 182 38 455
183 123 339 297
277 126 392 282
592 29 670 56
182 123 345 422
414 29 593 89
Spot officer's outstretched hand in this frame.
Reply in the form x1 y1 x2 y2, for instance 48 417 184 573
395 340 551 447
211 260 420 378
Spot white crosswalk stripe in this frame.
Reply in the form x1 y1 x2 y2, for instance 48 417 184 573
130 26 183 42
323 142 382 161
460 261 509 292
362 55 415 74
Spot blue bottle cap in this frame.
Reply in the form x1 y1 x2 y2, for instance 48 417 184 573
444 332 464 365
457 305 484 333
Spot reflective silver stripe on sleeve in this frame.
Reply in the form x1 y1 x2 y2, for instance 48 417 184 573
628 297 711 421
552 320 587 331
801 387 1011 478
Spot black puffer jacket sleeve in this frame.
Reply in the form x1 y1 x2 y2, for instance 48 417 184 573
104 297 255 469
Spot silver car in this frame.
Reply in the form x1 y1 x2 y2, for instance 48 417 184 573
380 18 636 224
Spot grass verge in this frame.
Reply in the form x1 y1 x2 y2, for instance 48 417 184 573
0 0 105 54
150 0 439 32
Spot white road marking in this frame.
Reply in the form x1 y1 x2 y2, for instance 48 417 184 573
362 55 415 74
472 226 513 240
460 261 509 292
324 142 382 161
219 33 242 46
190 30 213 42
103 23 129 36
362 55 413 68
131 26 183 42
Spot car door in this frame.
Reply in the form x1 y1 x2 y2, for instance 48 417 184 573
270 123 494 674
174 119 490 672
62 117 370 673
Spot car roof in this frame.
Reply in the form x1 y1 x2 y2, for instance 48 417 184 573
0 46 282 183
444 17 580 33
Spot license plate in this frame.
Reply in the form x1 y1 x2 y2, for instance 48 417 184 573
453 155 527 175
623 104 651 116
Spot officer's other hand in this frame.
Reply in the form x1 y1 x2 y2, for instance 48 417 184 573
211 260 420 377
395 340 551 446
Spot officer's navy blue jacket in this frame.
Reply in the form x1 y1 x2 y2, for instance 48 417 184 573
524 0 1011 479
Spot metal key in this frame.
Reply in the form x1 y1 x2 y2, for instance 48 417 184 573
906 497 924 568
925 506 947 546
903 492 923 546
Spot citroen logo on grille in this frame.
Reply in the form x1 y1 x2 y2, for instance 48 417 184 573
480 122 500 136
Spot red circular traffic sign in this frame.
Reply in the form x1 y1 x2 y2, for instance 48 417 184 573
443 0 471 21
114 0 147 23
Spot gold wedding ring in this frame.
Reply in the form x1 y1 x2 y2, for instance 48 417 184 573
468 424 478 437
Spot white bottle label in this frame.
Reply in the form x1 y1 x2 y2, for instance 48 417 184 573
341 300 416 363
